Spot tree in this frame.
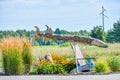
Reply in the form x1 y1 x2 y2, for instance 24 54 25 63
112 20 120 42
79 30 89 36
54 28 64 44
54 28 61 34
90 26 106 41
106 20 120 42
106 30 115 43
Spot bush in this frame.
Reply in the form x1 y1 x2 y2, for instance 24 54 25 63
34 53 76 73
30 68 38 74
94 58 109 73
107 56 120 71
22 38 33 74
37 64 66 74
63 60 76 73
35 53 67 66
0 37 23 75
35 59 51 66
51 53 68 65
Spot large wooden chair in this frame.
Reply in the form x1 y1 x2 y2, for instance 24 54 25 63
71 42 95 73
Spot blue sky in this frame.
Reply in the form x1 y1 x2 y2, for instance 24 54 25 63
0 0 120 31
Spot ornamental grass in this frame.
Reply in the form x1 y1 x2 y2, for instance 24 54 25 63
22 38 33 74
0 37 23 75
0 37 33 75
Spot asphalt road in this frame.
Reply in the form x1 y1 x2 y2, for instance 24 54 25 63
0 74 120 80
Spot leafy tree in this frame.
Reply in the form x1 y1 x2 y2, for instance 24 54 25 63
106 30 115 43
106 20 120 42
61 30 70 34
112 20 120 42
90 26 106 41
54 28 61 34
79 30 89 36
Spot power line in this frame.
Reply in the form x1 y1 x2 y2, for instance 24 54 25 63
100 6 108 31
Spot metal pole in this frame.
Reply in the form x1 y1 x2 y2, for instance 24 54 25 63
102 6 105 31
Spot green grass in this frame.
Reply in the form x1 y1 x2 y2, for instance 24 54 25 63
31 43 120 73
0 59 2 68
32 45 74 58
1 43 120 63
32 43 120 58
1 43 120 72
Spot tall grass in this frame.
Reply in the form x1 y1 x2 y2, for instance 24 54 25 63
0 58 3 68
0 37 33 75
22 38 33 74
32 43 120 59
32 46 74 58
0 37 23 75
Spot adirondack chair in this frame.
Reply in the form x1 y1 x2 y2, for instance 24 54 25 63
71 42 95 73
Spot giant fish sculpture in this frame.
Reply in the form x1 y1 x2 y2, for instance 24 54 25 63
34 26 108 48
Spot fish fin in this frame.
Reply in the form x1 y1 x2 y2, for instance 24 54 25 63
34 26 41 40
45 27 53 35
34 26 40 35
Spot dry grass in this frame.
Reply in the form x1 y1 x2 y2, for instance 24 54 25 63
0 42 120 65
32 46 74 58
0 37 23 74
0 37 33 74
82 43 120 58
22 38 33 74
32 43 120 59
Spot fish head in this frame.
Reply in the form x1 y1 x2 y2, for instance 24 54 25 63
91 39 108 48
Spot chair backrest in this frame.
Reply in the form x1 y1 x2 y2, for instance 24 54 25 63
71 42 87 73
71 42 86 66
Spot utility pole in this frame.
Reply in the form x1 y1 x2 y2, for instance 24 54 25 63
100 6 108 31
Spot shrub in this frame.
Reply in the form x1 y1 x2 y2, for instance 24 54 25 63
34 53 76 73
22 38 33 74
51 53 68 65
0 37 23 75
37 64 66 74
107 56 120 71
63 60 76 73
35 59 51 66
35 53 67 66
30 68 38 74
94 58 109 73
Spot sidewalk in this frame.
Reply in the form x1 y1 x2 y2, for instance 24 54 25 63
0 74 120 80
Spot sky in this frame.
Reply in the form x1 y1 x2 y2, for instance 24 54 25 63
0 0 120 31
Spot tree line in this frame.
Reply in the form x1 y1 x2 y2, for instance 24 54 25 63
0 19 120 45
